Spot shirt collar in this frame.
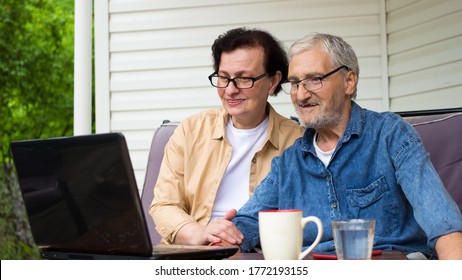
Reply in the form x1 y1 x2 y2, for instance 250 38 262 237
266 104 280 149
342 101 364 141
212 103 280 149
212 110 227 140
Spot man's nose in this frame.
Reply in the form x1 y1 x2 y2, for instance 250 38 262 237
295 83 312 99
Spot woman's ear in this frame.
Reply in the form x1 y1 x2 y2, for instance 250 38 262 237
269 71 282 95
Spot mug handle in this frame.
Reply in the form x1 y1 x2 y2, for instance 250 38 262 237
298 216 323 260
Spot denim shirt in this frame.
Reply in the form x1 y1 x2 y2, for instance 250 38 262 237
233 102 462 257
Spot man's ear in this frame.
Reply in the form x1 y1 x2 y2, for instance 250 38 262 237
344 70 357 97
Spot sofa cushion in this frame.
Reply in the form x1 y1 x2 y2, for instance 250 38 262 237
404 112 462 212
141 120 178 244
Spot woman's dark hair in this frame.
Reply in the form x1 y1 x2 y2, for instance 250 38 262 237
211 27 288 96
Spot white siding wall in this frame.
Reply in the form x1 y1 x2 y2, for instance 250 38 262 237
95 0 461 191
386 0 462 111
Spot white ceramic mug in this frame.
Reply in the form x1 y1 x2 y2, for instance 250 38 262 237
258 209 323 260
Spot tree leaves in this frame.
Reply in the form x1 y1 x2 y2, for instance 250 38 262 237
1 0 74 164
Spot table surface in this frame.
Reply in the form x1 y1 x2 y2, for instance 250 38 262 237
226 250 407 260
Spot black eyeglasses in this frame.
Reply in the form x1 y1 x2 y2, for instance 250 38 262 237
281 65 350 95
208 72 269 89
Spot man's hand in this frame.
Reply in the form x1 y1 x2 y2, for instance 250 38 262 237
435 231 462 259
173 209 243 245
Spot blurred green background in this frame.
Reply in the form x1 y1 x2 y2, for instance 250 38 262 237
1 0 78 259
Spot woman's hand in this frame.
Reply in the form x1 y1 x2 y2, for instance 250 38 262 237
173 209 243 245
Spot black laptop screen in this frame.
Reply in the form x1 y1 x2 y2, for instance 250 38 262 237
10 133 152 256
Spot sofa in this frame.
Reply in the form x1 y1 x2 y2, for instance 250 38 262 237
141 108 462 244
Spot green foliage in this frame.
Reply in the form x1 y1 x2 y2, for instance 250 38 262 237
0 0 74 153
0 0 75 259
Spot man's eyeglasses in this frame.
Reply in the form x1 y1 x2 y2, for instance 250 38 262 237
208 72 268 89
281 65 350 95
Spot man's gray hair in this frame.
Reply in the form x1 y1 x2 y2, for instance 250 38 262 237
288 33 359 99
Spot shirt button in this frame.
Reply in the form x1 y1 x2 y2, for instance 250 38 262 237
332 202 337 208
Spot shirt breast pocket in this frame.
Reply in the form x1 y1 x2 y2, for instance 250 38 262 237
346 176 399 237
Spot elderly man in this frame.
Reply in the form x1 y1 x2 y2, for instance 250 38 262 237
217 33 462 259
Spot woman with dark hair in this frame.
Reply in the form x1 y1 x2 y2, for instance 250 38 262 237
149 27 303 245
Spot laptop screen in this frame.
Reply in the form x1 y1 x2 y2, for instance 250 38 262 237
10 133 153 257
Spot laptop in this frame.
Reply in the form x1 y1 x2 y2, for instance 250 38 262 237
10 133 238 260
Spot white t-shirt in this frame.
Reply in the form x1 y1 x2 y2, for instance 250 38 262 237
313 132 334 167
210 117 269 220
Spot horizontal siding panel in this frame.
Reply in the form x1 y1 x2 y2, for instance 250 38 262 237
389 61 462 98
236 17 381 45
357 77 383 99
110 16 381 52
110 67 212 91
109 0 378 33
358 57 382 78
122 130 158 151
389 36 462 77
111 47 211 72
385 0 419 13
111 107 217 131
129 148 150 167
354 99 385 112
387 0 462 33
109 0 271 13
390 86 462 112
111 88 220 111
111 34 382 73
110 27 220 52
347 36 381 57
388 10 462 55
